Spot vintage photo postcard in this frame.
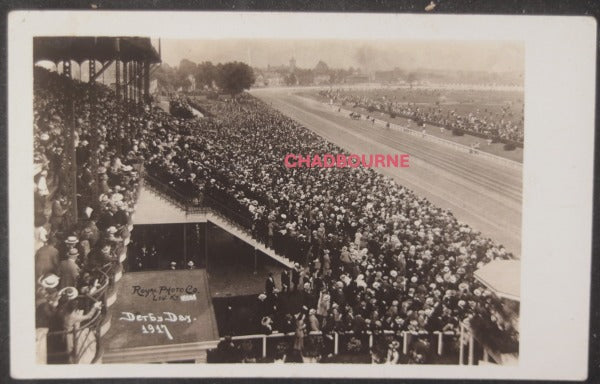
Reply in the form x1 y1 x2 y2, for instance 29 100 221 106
8 11 596 380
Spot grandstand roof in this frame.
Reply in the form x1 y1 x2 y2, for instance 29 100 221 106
474 259 520 302
34 36 161 64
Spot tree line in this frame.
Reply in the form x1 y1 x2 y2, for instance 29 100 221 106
152 59 255 96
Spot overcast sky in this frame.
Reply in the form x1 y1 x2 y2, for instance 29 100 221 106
160 39 523 73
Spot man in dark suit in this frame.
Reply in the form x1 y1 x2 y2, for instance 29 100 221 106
265 272 276 295
280 268 290 293
58 248 81 289
35 236 59 280
291 263 301 292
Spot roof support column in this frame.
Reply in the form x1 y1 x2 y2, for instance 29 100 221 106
63 59 71 78
144 61 150 104
115 60 121 100
63 60 77 228
88 59 96 84
137 61 142 105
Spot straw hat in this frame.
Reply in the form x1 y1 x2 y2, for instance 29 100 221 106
59 286 79 300
39 274 59 289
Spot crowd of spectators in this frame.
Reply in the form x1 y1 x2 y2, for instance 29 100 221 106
33 65 519 363
34 67 141 363
139 94 519 357
319 89 524 144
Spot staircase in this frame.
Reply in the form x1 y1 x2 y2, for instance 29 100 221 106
137 181 294 269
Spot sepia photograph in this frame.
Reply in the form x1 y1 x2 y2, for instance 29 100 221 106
32 37 523 366
8 11 595 380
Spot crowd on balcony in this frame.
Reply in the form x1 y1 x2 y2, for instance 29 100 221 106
34 67 141 363
318 89 524 144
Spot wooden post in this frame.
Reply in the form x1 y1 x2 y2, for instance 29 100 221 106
459 323 465 365
115 60 121 99
483 348 489 363
262 336 267 358
334 332 339 355
144 60 150 103
205 223 209 271
183 223 187 263
64 70 78 228
369 334 373 349
253 247 257 275
468 332 474 365
123 61 128 102
137 61 142 104
402 331 408 354
437 331 443 355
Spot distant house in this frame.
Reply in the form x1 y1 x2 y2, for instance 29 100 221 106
186 74 196 92
262 71 285 86
149 78 158 94
314 74 331 85
345 74 370 84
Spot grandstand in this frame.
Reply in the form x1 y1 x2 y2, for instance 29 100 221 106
33 36 519 366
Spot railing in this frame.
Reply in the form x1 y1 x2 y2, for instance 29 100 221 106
143 171 254 231
209 329 460 363
319 99 523 169
143 171 198 211
336 98 524 149
45 295 104 364
202 193 254 230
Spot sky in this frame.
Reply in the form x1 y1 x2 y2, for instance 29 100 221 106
160 39 524 74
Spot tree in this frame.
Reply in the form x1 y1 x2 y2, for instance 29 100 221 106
284 73 297 86
314 60 329 75
295 69 314 86
406 72 418 88
195 61 218 89
215 62 256 97
179 59 197 77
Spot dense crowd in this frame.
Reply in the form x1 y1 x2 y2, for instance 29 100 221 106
319 89 524 144
140 95 519 356
34 67 141 363
33 65 518 363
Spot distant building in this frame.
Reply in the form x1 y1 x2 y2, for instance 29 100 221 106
262 71 285 86
314 74 331 85
149 78 158 94
186 74 196 92
345 74 370 84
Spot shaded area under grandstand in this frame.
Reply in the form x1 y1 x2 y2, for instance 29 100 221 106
252 88 522 257
130 184 285 297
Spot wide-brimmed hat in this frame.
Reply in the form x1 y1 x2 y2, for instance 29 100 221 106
67 248 79 257
65 236 79 244
39 274 60 289
59 286 79 300
106 226 118 234
390 340 400 349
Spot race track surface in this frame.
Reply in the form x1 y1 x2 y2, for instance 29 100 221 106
252 88 523 257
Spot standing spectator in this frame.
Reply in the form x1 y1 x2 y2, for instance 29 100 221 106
58 248 81 289
291 263 301 292
35 236 59 279
265 272 276 295
293 313 306 354
280 268 290 293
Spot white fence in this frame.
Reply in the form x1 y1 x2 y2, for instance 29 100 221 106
324 101 523 170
